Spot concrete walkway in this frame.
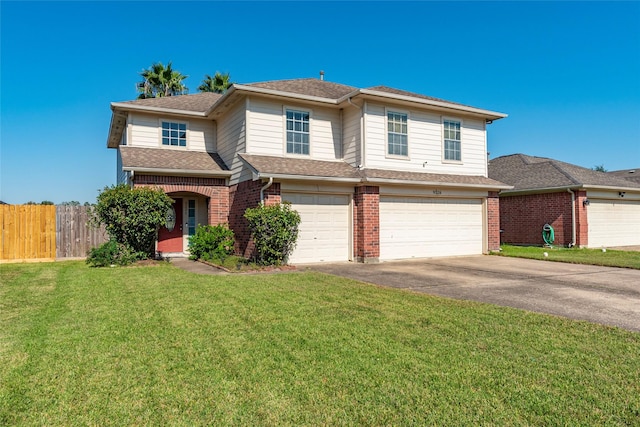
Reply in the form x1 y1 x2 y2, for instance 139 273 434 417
169 257 228 275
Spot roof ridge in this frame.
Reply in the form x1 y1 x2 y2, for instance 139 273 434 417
546 159 581 185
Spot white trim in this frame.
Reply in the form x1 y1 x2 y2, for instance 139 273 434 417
111 102 207 118
441 116 463 164
283 106 313 157
385 107 410 160
158 118 189 149
123 166 232 177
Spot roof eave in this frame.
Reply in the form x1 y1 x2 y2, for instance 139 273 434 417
110 102 208 118
123 166 231 177
252 172 361 183
364 177 512 190
499 185 583 196
358 89 508 121
583 184 640 192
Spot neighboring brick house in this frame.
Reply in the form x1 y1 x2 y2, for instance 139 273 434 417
489 154 640 248
107 78 510 263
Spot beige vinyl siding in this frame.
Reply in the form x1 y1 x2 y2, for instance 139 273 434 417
116 150 128 184
128 113 215 152
247 97 342 161
363 103 487 176
216 99 248 185
342 105 361 166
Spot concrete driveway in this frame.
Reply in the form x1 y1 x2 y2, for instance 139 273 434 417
309 256 640 332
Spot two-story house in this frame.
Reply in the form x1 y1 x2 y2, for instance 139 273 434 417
107 78 509 263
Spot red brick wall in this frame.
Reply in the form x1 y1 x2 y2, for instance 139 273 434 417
487 191 501 251
354 186 380 262
575 190 588 247
228 180 282 258
133 174 229 225
499 191 579 246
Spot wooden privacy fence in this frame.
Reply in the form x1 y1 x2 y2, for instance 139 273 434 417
0 205 107 262
56 206 108 259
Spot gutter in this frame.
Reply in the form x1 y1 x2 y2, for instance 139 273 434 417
110 102 208 118
363 177 512 190
260 177 274 203
123 166 232 177
567 188 576 247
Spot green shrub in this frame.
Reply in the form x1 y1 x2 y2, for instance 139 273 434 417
188 224 235 261
92 184 174 259
86 240 142 267
244 203 300 265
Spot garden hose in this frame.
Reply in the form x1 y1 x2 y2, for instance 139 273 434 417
542 224 555 246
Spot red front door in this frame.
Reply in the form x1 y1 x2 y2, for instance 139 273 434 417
158 198 183 253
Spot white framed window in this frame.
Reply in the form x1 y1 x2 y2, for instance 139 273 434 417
161 120 187 147
443 119 461 162
387 111 408 157
286 109 310 155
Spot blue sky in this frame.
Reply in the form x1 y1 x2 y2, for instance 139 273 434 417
1 1 639 204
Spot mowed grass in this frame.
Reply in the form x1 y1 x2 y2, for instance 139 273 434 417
1 262 639 425
496 244 640 269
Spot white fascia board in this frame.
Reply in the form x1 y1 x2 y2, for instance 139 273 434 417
358 89 508 120
230 84 341 105
499 185 582 196
123 166 231 177
365 177 512 190
252 172 361 183
584 184 640 193
110 102 207 118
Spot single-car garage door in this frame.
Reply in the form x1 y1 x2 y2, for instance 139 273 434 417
281 193 350 263
380 196 483 260
587 199 640 247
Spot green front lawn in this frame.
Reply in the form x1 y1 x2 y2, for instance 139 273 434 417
496 244 640 269
1 262 638 425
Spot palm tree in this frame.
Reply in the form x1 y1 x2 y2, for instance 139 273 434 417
137 62 188 99
198 72 233 94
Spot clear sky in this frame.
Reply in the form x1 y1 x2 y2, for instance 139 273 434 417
1 1 639 204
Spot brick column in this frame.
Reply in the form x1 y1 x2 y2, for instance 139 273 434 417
354 186 379 263
575 190 588 247
487 191 501 251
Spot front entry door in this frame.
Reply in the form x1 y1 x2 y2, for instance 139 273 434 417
158 198 183 253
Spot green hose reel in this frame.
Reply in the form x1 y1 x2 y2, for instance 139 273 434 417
542 224 555 246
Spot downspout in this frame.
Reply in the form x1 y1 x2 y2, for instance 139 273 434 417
567 188 576 248
348 97 365 169
260 177 273 204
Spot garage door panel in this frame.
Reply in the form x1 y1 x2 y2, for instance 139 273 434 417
588 199 640 247
380 197 483 260
282 193 350 263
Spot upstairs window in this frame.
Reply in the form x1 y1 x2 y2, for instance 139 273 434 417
443 119 461 161
286 110 310 155
387 112 408 157
162 121 187 147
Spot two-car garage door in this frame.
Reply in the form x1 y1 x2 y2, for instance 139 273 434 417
380 196 484 260
587 199 640 247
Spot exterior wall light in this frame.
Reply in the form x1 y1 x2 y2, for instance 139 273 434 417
583 199 590 207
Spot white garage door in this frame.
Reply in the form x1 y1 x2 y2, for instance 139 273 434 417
380 197 483 260
282 193 350 263
587 199 640 247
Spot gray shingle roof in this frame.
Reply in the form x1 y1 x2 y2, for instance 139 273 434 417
365 86 470 108
239 154 361 180
244 78 358 99
120 146 229 174
116 92 222 113
608 168 640 185
488 154 640 192
240 154 508 188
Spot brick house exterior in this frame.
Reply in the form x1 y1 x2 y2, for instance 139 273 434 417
107 78 510 262
490 154 640 248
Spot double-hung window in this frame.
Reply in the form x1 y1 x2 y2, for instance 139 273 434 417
387 112 408 157
443 119 461 161
162 121 187 147
286 110 310 155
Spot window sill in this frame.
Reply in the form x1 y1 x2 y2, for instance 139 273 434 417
385 154 410 161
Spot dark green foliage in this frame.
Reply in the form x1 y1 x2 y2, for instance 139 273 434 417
188 224 235 261
86 240 142 267
244 203 300 265
92 184 174 259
